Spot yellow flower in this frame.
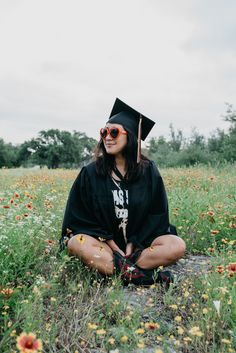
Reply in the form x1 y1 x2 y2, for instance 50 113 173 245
221 338 231 344
189 326 204 337
174 316 182 322
135 328 145 334
113 300 120 306
169 304 178 310
177 326 184 335
120 335 128 343
16 332 42 353
108 337 115 345
202 294 209 300
202 308 208 314
137 340 145 348
155 349 164 353
87 323 98 329
96 329 106 335
76 235 85 244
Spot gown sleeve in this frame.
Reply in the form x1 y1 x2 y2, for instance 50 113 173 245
60 167 113 249
129 161 177 248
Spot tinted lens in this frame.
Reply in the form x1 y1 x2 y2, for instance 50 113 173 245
110 128 119 138
100 128 108 139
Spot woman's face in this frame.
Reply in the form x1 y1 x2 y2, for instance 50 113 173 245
102 123 128 156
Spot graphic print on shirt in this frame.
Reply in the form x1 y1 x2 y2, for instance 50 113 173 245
111 181 128 244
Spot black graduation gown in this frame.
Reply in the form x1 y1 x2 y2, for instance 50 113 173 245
60 160 177 251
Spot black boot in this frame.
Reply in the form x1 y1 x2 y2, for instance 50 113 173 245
113 251 174 287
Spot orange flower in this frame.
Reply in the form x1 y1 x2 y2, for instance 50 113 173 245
1 288 14 297
26 203 33 210
3 205 10 209
23 213 29 217
15 215 21 221
15 192 20 198
207 247 215 253
16 332 42 353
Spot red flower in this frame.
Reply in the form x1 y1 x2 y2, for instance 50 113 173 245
44 239 55 246
227 263 236 272
211 230 219 235
16 332 42 353
207 211 215 217
216 266 224 274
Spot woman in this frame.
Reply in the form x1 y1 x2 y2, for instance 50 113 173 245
60 98 186 286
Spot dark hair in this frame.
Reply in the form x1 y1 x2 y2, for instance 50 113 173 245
94 128 149 181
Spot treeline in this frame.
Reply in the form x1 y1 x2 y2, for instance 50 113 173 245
0 130 97 169
147 103 236 167
1 104 236 168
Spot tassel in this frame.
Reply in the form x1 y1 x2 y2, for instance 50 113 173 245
137 115 142 163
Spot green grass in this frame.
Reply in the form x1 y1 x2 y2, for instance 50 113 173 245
0 165 236 353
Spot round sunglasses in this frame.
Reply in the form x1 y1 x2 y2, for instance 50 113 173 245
100 127 128 139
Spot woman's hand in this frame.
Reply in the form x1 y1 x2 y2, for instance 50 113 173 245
125 242 134 258
106 239 125 257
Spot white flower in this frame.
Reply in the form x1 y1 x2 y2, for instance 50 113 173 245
213 300 221 316
126 266 136 273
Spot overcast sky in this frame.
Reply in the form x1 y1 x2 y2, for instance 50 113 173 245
0 0 235 145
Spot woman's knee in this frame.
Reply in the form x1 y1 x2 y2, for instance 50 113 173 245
169 236 186 260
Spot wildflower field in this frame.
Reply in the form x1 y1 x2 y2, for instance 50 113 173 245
0 164 235 353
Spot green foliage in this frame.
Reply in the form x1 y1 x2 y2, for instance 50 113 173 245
148 104 236 167
0 139 20 168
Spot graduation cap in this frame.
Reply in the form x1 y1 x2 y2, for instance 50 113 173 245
107 98 155 163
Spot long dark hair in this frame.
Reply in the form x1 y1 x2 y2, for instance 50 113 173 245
94 128 150 181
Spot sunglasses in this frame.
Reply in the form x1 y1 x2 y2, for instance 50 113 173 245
100 127 128 139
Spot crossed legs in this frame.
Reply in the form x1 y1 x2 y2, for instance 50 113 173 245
67 234 186 275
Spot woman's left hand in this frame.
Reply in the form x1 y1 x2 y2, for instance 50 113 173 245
125 242 134 258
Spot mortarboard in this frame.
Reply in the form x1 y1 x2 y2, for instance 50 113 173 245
107 98 155 163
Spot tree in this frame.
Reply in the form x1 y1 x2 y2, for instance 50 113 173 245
169 124 183 152
17 129 97 168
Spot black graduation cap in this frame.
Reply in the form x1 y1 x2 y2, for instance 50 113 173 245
107 98 155 163
108 98 155 141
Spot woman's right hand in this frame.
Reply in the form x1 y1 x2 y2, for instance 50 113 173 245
106 239 125 257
